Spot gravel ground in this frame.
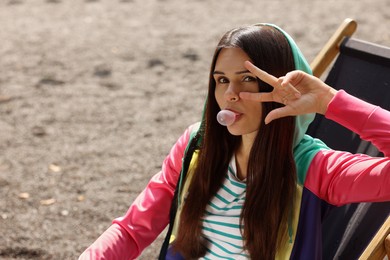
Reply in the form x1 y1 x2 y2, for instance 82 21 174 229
0 0 389 259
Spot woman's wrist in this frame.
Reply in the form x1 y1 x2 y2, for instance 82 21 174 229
319 87 338 115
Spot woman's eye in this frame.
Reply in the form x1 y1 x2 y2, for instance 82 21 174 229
217 77 229 84
243 76 256 82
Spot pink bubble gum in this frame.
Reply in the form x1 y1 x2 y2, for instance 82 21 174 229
217 110 236 126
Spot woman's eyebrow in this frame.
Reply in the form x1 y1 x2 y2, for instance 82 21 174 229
236 70 250 74
213 70 251 75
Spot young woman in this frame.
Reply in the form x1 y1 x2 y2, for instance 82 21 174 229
79 24 390 259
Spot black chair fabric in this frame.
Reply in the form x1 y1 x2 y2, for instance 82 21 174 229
307 37 390 260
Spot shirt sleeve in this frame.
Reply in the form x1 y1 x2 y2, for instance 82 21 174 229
78 125 193 260
304 90 390 206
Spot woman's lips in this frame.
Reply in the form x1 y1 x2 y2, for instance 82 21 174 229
226 109 242 118
225 109 243 125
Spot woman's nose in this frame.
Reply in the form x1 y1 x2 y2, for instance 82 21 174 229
224 83 239 102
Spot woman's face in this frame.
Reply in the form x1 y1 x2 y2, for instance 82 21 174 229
214 47 262 137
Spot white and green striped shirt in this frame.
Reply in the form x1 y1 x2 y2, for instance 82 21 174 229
201 156 249 259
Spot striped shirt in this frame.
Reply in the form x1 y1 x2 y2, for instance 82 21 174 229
201 155 249 259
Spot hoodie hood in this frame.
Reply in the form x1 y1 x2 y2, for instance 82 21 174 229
256 23 315 147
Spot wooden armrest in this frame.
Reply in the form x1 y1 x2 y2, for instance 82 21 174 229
359 215 390 260
385 233 390 258
310 18 357 78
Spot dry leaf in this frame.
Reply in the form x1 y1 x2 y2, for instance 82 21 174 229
40 198 56 205
18 192 30 199
31 126 46 137
0 95 12 103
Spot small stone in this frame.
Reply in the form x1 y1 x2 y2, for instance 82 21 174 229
77 195 85 202
49 164 61 173
61 210 69 216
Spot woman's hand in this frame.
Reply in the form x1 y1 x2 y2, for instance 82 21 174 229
239 61 337 124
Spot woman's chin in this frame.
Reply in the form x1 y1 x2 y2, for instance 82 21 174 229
226 125 244 136
226 123 260 137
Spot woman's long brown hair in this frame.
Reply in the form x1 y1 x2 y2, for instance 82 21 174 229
174 25 297 259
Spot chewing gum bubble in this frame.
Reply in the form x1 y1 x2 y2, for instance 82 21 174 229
217 110 236 126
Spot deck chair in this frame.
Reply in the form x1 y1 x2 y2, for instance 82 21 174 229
308 18 390 260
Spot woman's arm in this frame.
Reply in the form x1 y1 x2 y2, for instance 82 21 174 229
79 125 193 259
325 90 390 156
305 91 390 205
238 64 389 205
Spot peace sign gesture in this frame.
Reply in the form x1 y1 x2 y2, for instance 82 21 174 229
239 61 337 124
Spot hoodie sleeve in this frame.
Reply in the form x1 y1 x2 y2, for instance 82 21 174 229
79 125 193 260
304 90 390 206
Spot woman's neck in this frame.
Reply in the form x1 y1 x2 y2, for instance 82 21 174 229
235 133 256 180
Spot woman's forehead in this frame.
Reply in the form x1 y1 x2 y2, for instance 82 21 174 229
214 48 251 72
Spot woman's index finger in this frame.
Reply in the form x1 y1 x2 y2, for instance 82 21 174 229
244 61 278 87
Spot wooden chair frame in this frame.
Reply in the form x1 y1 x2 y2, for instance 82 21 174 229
310 18 390 260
